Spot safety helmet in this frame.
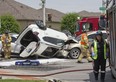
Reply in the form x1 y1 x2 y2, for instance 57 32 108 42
100 15 105 19
96 30 102 36
5 30 9 34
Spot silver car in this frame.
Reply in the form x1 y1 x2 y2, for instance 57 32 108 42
75 30 107 54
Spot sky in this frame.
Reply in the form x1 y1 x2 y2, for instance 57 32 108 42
15 0 102 13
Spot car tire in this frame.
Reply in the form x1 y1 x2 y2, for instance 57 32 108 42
69 48 81 59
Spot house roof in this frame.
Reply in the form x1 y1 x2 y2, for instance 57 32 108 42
78 10 101 17
38 8 65 22
0 0 65 22
0 0 100 22
0 0 40 20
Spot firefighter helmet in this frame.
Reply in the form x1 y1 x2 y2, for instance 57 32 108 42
96 30 102 36
5 30 9 34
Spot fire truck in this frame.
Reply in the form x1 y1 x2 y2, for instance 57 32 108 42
75 17 99 36
106 0 116 79
75 16 106 36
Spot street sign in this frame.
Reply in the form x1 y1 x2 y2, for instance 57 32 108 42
99 7 106 11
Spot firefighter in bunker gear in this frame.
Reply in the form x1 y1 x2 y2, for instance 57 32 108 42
1 30 12 59
77 31 93 63
91 31 109 82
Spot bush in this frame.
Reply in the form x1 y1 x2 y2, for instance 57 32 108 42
0 14 20 34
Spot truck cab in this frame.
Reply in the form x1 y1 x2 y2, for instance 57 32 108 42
75 17 99 36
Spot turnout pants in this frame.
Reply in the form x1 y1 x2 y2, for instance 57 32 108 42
3 46 11 59
93 57 106 81
78 45 92 62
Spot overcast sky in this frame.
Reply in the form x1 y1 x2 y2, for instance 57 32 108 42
15 0 102 13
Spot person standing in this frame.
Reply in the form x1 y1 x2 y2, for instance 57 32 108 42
77 30 93 63
91 31 109 82
1 30 12 59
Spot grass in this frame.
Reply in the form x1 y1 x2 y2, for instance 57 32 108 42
0 79 46 82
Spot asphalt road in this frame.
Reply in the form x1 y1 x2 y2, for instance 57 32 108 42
0 58 116 82
39 59 116 82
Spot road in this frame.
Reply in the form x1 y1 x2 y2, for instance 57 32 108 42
40 59 116 82
0 58 116 82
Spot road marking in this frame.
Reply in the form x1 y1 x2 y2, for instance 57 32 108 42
0 58 66 66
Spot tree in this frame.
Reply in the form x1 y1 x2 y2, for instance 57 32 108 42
61 13 80 34
0 14 20 34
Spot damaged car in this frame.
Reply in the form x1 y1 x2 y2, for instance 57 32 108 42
1 21 81 59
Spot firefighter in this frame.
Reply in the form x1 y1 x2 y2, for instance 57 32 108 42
98 14 107 30
77 30 93 63
1 30 12 59
91 31 109 82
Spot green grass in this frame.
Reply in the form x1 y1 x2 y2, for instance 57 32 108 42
0 79 46 82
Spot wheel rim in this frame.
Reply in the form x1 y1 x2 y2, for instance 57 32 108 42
70 48 80 59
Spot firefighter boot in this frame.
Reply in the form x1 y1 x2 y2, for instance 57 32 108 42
100 73 105 82
94 72 99 81
87 57 93 62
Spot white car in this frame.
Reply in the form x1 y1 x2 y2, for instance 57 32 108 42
0 33 21 55
76 30 107 42
75 30 107 54
6 21 81 59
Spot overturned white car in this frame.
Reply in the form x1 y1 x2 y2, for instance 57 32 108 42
2 21 81 59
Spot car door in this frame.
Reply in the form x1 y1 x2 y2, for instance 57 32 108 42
20 41 39 58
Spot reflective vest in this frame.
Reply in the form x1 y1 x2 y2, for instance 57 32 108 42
1 34 12 47
81 33 88 46
93 40 106 60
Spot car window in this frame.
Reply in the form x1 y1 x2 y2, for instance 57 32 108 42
75 32 107 41
43 37 65 45
11 37 17 42
88 34 96 39
75 35 81 41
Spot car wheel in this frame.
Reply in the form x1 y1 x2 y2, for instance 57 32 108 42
69 48 81 59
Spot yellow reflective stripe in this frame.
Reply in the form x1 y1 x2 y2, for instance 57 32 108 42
93 40 107 60
93 40 98 60
104 42 106 59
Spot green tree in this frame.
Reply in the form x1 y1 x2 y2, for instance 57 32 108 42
0 14 20 34
61 13 80 34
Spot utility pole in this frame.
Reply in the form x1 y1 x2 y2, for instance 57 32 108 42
41 0 46 26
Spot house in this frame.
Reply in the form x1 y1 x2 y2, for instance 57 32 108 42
0 0 65 31
0 0 40 31
0 0 102 31
38 8 65 30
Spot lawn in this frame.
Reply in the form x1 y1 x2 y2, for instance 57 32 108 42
0 79 46 82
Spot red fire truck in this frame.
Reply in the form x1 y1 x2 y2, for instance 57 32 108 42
75 16 106 36
75 17 99 36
